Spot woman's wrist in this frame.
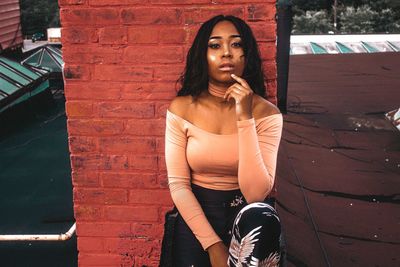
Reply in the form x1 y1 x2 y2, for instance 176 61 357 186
237 113 253 121
207 241 226 255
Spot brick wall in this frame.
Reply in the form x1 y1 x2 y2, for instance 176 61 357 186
59 0 277 266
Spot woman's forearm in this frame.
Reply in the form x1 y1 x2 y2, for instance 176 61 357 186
169 178 222 250
237 115 283 203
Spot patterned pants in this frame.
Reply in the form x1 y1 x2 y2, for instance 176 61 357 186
172 184 281 267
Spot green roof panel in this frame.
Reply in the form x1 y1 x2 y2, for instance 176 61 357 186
310 42 328 54
48 45 62 57
0 56 50 113
0 65 31 85
42 51 62 72
387 41 399 52
361 42 379 53
24 51 42 66
22 46 63 73
0 57 40 80
0 77 20 95
336 42 353 53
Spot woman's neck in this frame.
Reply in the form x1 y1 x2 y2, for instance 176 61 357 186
208 82 228 98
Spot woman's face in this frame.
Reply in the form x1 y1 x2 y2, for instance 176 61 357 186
207 20 245 85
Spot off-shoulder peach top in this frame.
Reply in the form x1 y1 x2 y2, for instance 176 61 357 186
165 109 283 250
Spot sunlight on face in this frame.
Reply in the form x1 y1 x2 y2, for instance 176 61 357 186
207 20 245 85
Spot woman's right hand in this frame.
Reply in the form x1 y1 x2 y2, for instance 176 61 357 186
207 241 229 267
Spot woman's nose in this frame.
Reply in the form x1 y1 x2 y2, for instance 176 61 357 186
222 44 232 58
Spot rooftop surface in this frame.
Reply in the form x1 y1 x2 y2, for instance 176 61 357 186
0 93 76 266
277 52 400 266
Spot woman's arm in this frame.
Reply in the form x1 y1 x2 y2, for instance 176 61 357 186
237 114 283 203
222 74 283 203
165 108 222 250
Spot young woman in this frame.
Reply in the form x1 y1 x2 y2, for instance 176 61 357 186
165 15 283 267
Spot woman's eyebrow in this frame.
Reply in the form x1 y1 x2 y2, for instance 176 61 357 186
209 34 241 40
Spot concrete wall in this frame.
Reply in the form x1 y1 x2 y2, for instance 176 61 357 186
59 0 277 266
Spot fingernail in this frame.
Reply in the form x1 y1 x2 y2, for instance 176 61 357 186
231 74 235 77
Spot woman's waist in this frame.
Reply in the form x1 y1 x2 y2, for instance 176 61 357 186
191 183 242 208
191 173 239 191
191 183 276 208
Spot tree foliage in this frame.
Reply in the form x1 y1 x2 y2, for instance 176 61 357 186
292 10 335 34
18 0 400 36
292 0 400 34
20 0 60 37
339 6 377 33
292 0 332 13
373 8 400 33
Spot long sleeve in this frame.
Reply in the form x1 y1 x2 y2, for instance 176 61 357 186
237 114 283 203
164 111 222 250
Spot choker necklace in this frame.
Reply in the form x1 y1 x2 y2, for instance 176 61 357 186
208 84 227 98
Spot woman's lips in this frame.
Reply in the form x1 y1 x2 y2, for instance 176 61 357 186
219 66 234 71
218 64 235 71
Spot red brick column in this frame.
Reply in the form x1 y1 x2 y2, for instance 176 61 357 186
59 1 277 266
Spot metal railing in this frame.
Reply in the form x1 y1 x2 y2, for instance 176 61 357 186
0 223 76 241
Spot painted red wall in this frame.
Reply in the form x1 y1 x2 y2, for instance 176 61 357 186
59 0 277 266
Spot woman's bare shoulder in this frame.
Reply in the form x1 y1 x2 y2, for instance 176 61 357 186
252 95 281 119
168 95 193 118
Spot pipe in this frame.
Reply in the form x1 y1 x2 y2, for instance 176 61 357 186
333 0 338 29
276 0 293 114
0 223 76 241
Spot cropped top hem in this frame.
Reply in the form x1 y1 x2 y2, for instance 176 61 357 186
191 177 240 191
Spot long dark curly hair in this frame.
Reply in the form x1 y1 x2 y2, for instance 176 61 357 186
176 15 267 99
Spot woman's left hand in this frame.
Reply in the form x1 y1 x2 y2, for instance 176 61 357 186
224 74 253 121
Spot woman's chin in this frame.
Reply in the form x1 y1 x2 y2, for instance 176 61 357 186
215 79 234 86
209 74 236 85
218 74 235 83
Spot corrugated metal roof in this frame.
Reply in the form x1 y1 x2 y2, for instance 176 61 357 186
291 34 400 55
0 0 23 51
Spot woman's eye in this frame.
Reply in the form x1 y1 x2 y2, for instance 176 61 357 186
232 42 242 47
208 43 219 49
